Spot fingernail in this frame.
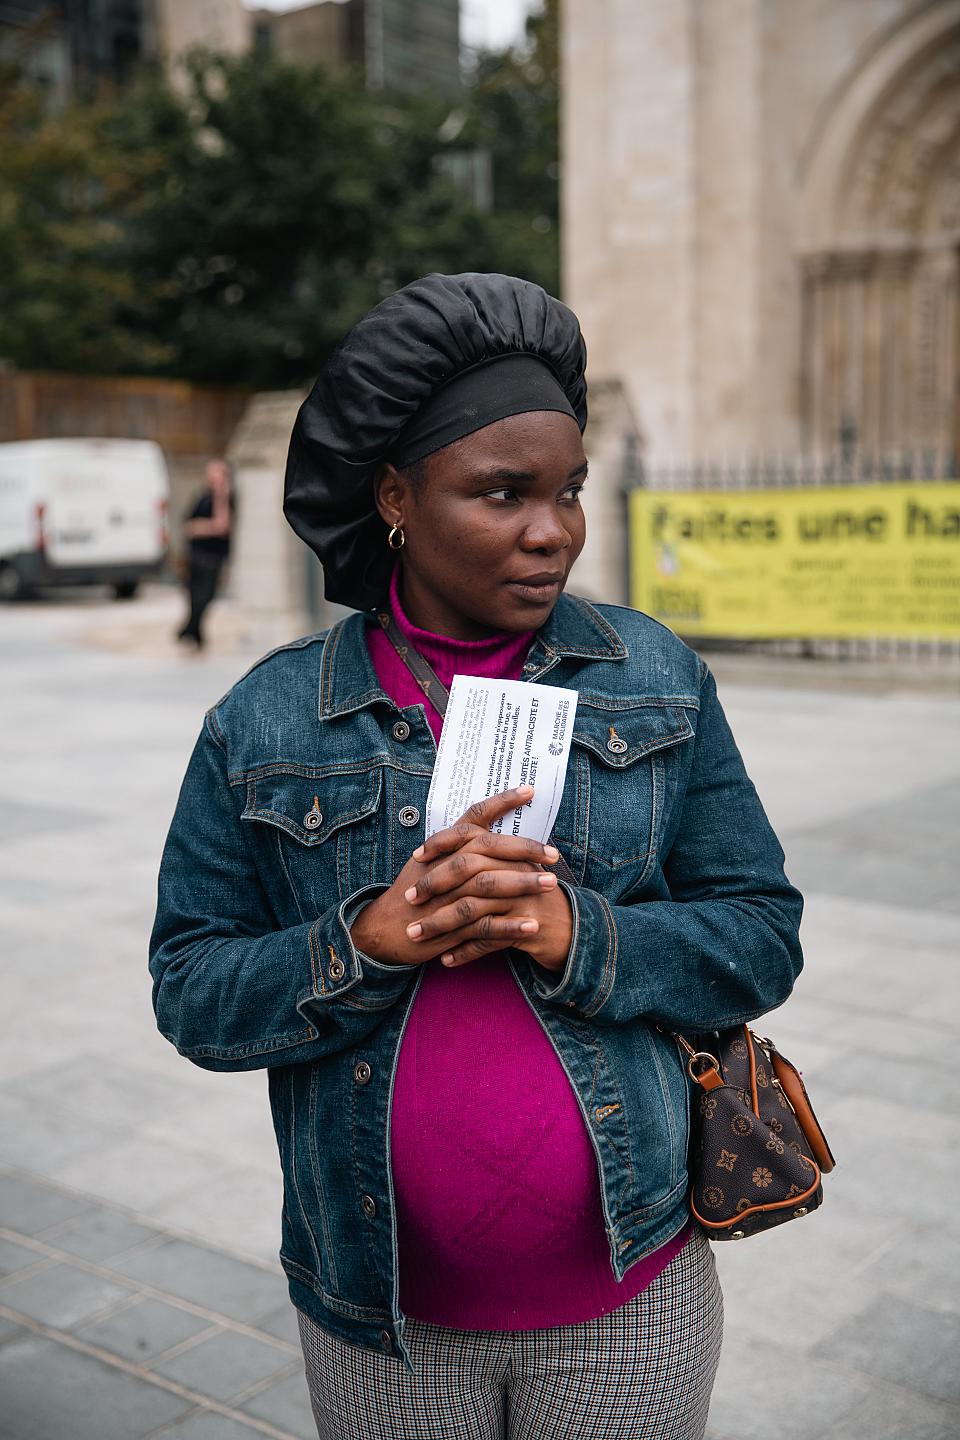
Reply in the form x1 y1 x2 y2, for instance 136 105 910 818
516 785 533 797
412 846 425 860
403 886 418 902
537 873 557 887
543 845 559 861
441 953 455 966
520 920 538 933
406 923 422 939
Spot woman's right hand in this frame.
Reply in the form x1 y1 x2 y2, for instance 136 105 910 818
349 787 560 967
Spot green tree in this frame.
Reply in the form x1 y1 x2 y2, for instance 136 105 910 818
106 53 403 385
458 0 560 295
0 60 173 373
112 42 562 383
0 12 562 386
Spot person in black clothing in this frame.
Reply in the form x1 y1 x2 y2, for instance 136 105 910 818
177 459 234 648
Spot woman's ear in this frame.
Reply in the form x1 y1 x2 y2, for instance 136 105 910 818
375 463 406 528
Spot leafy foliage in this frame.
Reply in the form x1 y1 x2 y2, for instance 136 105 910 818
459 0 559 290
0 8 560 386
0 60 172 373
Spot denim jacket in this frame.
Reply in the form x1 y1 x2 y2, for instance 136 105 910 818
150 594 802 1367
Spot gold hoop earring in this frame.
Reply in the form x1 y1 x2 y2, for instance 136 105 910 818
387 524 405 551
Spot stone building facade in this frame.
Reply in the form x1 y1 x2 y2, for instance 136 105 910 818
153 0 249 59
249 0 461 95
562 0 960 467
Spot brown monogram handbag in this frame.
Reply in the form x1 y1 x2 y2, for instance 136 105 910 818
679 1028 835 1240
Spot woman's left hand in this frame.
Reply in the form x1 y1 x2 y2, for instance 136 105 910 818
404 809 573 972
429 880 572 972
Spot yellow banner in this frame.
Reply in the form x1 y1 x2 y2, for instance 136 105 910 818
629 483 960 638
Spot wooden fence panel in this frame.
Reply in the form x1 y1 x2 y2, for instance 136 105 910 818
0 371 250 456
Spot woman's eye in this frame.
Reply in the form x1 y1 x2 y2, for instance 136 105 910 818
481 483 585 504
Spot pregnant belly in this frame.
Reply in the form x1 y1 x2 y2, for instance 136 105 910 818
390 954 603 1278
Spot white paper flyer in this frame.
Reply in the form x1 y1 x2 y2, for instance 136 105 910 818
425 676 579 842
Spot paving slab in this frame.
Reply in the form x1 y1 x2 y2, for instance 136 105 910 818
39 1209 162 1263
0 1314 29 1346
0 795 98 844
4 1055 204 1135
143 1166 286 1268
0 1236 45 1278
0 1172 93 1236
813 1293 960 1406
75 1296 215 1363
108 1238 287 1324
783 778 960 911
154 1414 275 1440
254 1304 305 1347
240 1369 318 1440
0 1333 192 1440
54 1134 242 1214
0 1259 136 1329
823 1386 960 1440
150 1327 297 1403
816 1047 953 1117
867 1220 960 1319
712 1205 899 1353
706 1335 879 1440
0 1095 119 1173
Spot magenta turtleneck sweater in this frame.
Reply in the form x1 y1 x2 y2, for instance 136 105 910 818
366 572 689 1330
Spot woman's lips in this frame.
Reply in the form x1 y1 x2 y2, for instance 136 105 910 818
505 576 563 602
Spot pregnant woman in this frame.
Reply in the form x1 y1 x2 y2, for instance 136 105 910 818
150 272 803 1439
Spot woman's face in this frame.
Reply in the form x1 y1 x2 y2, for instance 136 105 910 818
377 410 588 639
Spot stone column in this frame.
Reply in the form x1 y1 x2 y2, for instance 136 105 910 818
562 0 698 462
691 0 764 456
564 0 776 465
226 390 338 649
575 381 642 607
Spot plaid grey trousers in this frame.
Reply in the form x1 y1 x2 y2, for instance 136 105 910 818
297 1229 723 1440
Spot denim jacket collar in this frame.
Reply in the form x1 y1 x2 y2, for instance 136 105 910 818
317 592 628 723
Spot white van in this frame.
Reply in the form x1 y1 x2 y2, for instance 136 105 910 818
0 438 170 600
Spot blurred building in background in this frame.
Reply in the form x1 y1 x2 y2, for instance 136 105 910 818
1 0 458 100
563 0 960 466
249 0 363 72
0 0 152 97
0 0 246 98
155 0 247 59
251 0 461 94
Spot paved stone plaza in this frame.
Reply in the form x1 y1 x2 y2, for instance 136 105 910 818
1 586 958 1439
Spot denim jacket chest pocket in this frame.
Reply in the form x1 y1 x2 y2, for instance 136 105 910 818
240 765 383 920
554 702 695 891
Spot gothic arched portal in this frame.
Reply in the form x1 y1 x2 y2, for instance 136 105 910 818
800 1 960 456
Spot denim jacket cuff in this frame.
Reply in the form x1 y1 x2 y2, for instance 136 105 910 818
344 886 422 976
527 883 619 1019
300 885 415 1009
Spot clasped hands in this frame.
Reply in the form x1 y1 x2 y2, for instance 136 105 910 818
349 786 572 973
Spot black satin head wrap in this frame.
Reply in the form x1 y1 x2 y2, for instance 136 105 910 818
390 353 579 469
283 272 588 611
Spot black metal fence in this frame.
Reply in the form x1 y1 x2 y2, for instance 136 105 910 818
638 447 959 491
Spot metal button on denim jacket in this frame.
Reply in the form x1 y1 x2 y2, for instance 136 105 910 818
150 594 803 1368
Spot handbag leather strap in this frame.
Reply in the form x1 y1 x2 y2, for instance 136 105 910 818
375 609 578 887
376 609 453 712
